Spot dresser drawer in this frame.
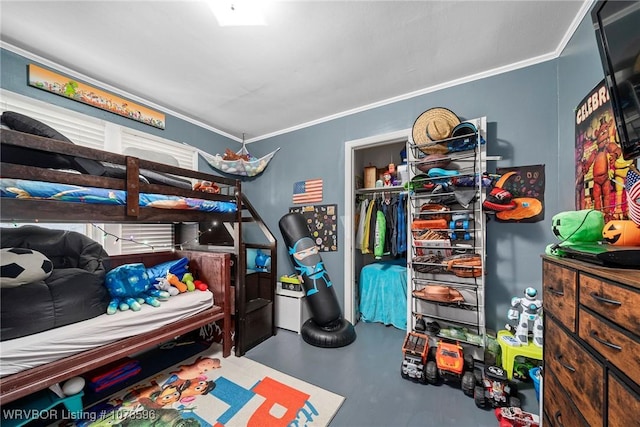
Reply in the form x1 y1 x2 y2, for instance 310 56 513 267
546 319 604 427
543 261 577 332
543 370 588 427
579 308 640 386
580 274 640 336
608 374 640 426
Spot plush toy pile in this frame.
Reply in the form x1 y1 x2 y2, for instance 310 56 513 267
105 257 208 314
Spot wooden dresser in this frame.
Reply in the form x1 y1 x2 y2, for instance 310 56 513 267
541 255 640 427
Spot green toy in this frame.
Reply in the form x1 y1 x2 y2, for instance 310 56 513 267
182 272 196 292
546 209 605 256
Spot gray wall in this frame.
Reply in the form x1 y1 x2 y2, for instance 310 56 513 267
0 8 604 332
244 60 561 333
241 10 604 333
557 13 606 212
0 49 236 154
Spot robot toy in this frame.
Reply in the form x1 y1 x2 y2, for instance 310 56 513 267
506 287 543 347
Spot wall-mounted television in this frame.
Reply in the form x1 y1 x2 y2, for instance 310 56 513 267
591 0 640 161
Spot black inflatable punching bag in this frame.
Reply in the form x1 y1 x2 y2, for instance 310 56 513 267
279 213 356 348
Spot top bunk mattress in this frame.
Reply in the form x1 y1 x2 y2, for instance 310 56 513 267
0 289 213 377
0 179 237 213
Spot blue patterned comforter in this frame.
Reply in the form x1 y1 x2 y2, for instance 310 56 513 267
1 178 237 213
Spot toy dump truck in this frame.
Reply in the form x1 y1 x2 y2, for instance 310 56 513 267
401 332 430 384
425 339 476 396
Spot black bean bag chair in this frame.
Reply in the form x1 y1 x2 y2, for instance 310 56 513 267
0 225 110 341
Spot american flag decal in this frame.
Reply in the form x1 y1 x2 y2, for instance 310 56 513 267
293 179 323 204
626 167 640 226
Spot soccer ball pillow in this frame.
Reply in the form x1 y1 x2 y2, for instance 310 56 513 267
0 247 54 288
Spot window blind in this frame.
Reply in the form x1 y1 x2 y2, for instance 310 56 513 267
0 91 105 150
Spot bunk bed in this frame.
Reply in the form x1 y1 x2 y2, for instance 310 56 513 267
0 128 241 405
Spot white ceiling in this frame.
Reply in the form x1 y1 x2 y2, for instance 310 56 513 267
0 1 591 142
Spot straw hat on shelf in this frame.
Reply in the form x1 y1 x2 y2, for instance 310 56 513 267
412 107 461 151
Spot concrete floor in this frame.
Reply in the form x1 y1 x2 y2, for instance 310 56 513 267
246 322 540 427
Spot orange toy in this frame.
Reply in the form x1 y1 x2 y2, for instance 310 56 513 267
166 273 188 293
602 220 640 246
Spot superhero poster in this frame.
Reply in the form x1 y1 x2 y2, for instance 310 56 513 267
575 80 633 222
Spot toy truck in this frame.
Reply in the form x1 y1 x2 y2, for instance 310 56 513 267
474 365 521 408
425 339 476 396
401 332 429 384
494 407 540 427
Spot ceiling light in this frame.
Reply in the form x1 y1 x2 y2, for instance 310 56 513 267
207 0 267 26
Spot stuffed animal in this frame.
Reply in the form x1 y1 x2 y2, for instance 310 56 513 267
254 250 270 272
105 263 170 314
166 272 188 293
155 277 180 296
546 209 605 255
182 272 196 292
193 280 208 291
193 180 220 194
223 148 249 161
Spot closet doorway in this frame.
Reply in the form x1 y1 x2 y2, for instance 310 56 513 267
343 128 410 325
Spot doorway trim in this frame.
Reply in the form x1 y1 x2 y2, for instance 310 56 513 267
343 128 410 324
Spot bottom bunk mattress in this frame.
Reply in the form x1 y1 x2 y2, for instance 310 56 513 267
358 261 407 330
0 290 213 377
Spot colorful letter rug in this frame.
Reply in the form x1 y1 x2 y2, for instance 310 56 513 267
75 345 344 427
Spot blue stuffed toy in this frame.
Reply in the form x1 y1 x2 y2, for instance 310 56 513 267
105 263 170 314
254 250 270 272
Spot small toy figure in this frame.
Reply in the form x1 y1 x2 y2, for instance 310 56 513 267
383 170 393 186
506 287 543 347
254 250 270 272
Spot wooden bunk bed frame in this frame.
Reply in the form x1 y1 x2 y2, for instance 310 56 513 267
0 129 241 405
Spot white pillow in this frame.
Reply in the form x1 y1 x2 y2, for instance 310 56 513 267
0 248 53 288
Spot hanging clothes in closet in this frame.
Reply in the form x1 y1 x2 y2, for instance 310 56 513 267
355 192 407 259
355 197 369 252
